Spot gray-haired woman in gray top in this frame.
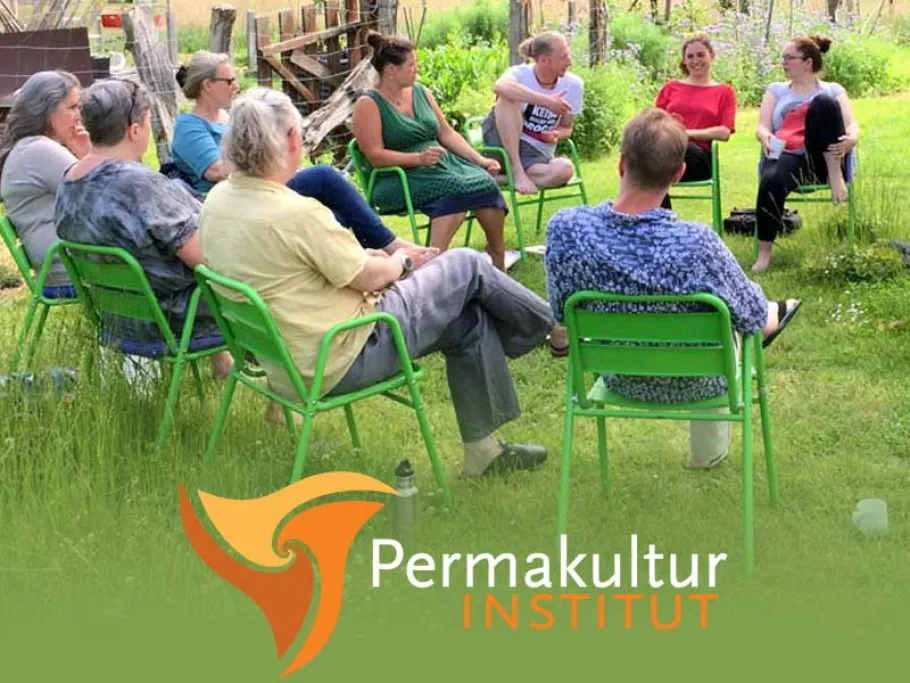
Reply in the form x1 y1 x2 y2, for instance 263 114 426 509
0 70 92 288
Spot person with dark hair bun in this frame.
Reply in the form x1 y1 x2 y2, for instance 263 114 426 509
353 31 510 270
655 34 736 210
752 34 860 272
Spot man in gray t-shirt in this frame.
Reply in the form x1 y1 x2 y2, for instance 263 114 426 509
1 136 77 287
481 31 584 196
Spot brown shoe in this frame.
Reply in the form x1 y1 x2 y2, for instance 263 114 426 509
548 324 569 357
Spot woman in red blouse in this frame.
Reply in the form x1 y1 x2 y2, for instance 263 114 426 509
655 34 736 209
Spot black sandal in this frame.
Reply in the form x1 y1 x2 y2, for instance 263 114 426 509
763 299 803 348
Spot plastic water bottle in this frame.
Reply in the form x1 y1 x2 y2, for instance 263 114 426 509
394 459 418 544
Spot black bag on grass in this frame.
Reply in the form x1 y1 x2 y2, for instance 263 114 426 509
723 208 802 236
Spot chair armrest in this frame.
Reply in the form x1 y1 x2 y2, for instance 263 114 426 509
559 138 584 176
472 143 514 183
365 166 413 210
310 312 415 397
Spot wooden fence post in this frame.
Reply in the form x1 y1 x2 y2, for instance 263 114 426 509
589 0 607 66
508 0 530 66
166 2 178 66
123 8 178 165
255 15 271 87
209 4 236 55
246 9 256 69
376 0 398 34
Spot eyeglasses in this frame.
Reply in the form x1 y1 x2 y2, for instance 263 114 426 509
781 53 806 62
211 77 238 85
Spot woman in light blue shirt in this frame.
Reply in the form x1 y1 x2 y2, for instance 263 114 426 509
752 35 860 272
171 51 432 261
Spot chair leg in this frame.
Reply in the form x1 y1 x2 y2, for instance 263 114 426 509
848 182 856 241
556 394 576 538
509 187 527 260
742 353 755 577
290 412 317 484
535 190 547 234
755 349 779 506
12 298 43 369
407 381 452 509
157 357 187 449
464 214 474 248
189 360 206 401
596 413 609 496
204 373 238 463
344 404 362 450
282 406 297 437
712 179 723 235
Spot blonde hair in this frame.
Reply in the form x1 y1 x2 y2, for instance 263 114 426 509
621 108 687 190
222 87 303 178
176 50 231 99
518 31 564 61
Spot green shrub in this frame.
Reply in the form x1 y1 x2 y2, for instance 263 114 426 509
806 243 906 285
0 262 22 289
418 0 508 49
824 35 895 98
609 13 671 77
417 37 507 131
570 60 653 160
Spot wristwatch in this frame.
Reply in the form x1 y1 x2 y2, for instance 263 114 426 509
396 252 414 279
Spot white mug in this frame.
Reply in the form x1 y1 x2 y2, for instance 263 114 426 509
767 135 786 160
852 498 888 535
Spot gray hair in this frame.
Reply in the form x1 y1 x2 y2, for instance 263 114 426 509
222 88 303 178
177 51 232 99
80 79 152 147
518 31 565 60
0 70 80 181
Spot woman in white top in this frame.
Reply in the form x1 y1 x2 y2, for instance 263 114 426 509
0 71 91 290
753 35 860 272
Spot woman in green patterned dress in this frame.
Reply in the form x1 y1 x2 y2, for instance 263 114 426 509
352 31 509 271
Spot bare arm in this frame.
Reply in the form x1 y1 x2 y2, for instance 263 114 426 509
352 95 430 169
494 75 548 106
348 251 405 292
202 158 233 183
176 232 206 269
553 114 575 141
687 126 732 142
755 89 778 152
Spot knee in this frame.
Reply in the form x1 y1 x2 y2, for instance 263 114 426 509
554 159 575 184
809 93 839 115
290 164 343 192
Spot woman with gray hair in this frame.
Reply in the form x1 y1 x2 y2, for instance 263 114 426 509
171 50 430 262
201 88 554 473
54 79 232 378
0 70 91 291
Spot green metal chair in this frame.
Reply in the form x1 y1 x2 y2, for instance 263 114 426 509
193 264 453 506
346 139 476 250
667 140 722 234
462 116 589 244
0 213 80 369
557 291 779 576
57 241 227 448
753 149 857 259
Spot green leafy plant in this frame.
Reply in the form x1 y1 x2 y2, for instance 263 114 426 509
418 0 508 49
806 243 906 285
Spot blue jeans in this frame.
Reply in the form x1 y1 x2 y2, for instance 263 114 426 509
286 166 396 249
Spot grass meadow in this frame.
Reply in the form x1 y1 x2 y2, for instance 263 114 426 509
1 94 910 677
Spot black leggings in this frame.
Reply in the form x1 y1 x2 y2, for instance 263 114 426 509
661 143 712 210
755 94 846 242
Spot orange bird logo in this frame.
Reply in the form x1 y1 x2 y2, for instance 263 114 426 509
180 472 396 678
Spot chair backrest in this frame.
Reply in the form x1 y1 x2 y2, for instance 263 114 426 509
462 116 484 149
0 213 38 294
564 291 740 411
194 264 311 400
346 139 372 196
57 240 178 349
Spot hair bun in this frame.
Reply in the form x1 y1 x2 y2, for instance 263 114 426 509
366 30 385 52
175 64 188 88
809 34 832 53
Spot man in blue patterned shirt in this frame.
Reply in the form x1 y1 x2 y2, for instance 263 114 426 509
545 108 799 468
